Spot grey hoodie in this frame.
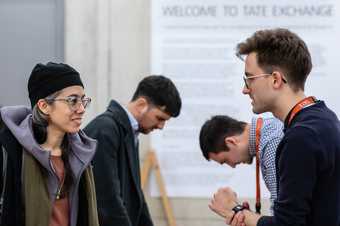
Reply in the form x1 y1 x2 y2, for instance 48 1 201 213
0 105 97 226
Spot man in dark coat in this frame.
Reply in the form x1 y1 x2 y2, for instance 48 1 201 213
84 75 182 226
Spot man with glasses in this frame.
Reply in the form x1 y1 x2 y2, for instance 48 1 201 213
84 75 181 226
243 73 287 90
210 28 340 226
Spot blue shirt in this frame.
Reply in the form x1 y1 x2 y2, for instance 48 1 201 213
249 116 284 213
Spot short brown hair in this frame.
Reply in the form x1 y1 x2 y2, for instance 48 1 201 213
236 28 312 91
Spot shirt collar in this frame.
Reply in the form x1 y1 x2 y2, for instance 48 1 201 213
122 106 139 135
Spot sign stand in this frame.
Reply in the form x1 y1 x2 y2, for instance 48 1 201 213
141 150 177 226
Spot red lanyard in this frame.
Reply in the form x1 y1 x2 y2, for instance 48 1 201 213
287 96 316 126
255 117 263 214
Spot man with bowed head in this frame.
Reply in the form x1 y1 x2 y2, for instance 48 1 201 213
199 115 283 214
84 75 182 226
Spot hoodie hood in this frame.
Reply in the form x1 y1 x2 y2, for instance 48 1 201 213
0 105 97 171
1 105 98 225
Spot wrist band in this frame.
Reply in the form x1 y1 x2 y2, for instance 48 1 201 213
228 202 250 225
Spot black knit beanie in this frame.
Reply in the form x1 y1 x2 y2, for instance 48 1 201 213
28 62 84 107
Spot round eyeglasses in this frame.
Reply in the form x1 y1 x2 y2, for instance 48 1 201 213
46 96 91 111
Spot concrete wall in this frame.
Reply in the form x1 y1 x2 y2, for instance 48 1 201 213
65 0 150 123
65 1 270 226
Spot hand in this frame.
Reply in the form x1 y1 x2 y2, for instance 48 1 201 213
209 187 238 222
229 211 246 226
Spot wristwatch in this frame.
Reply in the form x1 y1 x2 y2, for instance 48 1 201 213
232 204 246 214
229 202 250 224
229 204 248 224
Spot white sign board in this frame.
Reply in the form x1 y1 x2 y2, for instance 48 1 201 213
150 0 340 197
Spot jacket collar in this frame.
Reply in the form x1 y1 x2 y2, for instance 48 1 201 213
107 100 134 133
107 100 142 195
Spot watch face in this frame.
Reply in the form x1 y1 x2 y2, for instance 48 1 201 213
232 205 244 213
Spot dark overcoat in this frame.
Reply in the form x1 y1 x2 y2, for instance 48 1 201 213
84 100 153 226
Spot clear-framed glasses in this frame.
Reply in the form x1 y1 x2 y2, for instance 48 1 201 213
243 73 272 89
243 73 287 89
46 96 92 111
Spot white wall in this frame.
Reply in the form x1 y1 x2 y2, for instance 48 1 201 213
65 0 150 123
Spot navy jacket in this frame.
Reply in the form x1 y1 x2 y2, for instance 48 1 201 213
258 101 340 226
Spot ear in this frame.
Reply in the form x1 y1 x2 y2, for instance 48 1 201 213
272 71 285 88
36 99 50 115
135 97 149 115
225 136 237 147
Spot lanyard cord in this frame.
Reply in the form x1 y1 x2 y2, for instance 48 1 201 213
255 117 263 214
287 96 316 126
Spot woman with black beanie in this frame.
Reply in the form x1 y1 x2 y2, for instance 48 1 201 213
0 62 99 226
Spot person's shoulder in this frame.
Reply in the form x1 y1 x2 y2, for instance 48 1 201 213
91 109 115 123
282 126 322 156
0 109 4 130
262 117 284 138
84 109 121 134
0 110 12 140
291 104 338 138
263 117 283 127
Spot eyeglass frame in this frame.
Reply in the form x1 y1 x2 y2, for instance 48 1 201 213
236 53 288 89
243 72 287 89
45 95 92 111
